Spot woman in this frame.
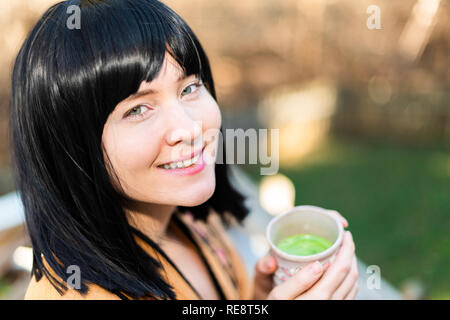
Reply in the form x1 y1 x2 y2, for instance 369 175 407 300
10 0 358 300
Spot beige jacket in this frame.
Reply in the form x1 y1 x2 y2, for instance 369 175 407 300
24 210 253 300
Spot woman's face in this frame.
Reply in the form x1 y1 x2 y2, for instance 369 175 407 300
102 53 221 207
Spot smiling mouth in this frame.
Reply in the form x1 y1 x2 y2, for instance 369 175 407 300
157 144 205 170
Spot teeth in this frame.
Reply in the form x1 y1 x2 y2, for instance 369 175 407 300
161 152 201 169
183 159 192 167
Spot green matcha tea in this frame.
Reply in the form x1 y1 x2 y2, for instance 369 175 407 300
276 233 333 256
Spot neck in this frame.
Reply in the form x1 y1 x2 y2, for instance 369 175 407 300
126 202 177 243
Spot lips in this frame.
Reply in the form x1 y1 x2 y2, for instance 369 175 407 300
157 144 206 168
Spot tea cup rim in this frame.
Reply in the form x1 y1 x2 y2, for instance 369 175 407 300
266 205 345 262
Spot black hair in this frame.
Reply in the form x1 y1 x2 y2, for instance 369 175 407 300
9 0 249 299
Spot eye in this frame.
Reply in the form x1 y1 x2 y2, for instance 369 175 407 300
125 105 152 120
181 80 203 97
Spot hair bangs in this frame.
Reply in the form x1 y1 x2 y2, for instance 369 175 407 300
66 0 207 118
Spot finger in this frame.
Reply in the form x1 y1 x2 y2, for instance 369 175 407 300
267 261 324 300
310 231 355 296
327 210 348 228
331 255 359 299
344 282 359 300
254 254 277 291
255 254 277 276
293 261 330 300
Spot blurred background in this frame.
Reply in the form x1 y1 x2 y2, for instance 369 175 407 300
0 0 449 299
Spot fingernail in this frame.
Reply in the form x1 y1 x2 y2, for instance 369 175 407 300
264 256 274 271
310 261 322 274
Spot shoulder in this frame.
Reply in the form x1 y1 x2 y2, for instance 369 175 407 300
24 259 121 300
24 274 121 300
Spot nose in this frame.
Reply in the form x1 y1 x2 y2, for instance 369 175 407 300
164 103 202 148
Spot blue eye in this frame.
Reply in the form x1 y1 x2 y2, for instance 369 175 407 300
125 105 153 120
181 81 202 97
128 106 145 116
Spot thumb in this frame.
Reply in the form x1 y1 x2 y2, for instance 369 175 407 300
255 254 277 276
267 261 326 300
252 254 278 299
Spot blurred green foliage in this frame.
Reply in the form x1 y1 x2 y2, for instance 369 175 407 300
241 135 450 299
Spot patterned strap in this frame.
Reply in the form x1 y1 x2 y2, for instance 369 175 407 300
130 224 203 300
172 213 227 299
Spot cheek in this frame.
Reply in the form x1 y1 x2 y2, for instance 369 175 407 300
199 94 222 131
193 95 222 164
103 123 160 177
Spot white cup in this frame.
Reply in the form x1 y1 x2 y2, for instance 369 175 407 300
266 205 344 286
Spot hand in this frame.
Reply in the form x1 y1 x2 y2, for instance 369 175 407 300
265 231 358 300
252 252 278 300
252 210 358 300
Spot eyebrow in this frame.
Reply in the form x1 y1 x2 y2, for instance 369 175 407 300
127 73 194 100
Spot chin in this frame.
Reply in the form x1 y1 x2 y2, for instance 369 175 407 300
176 178 216 207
